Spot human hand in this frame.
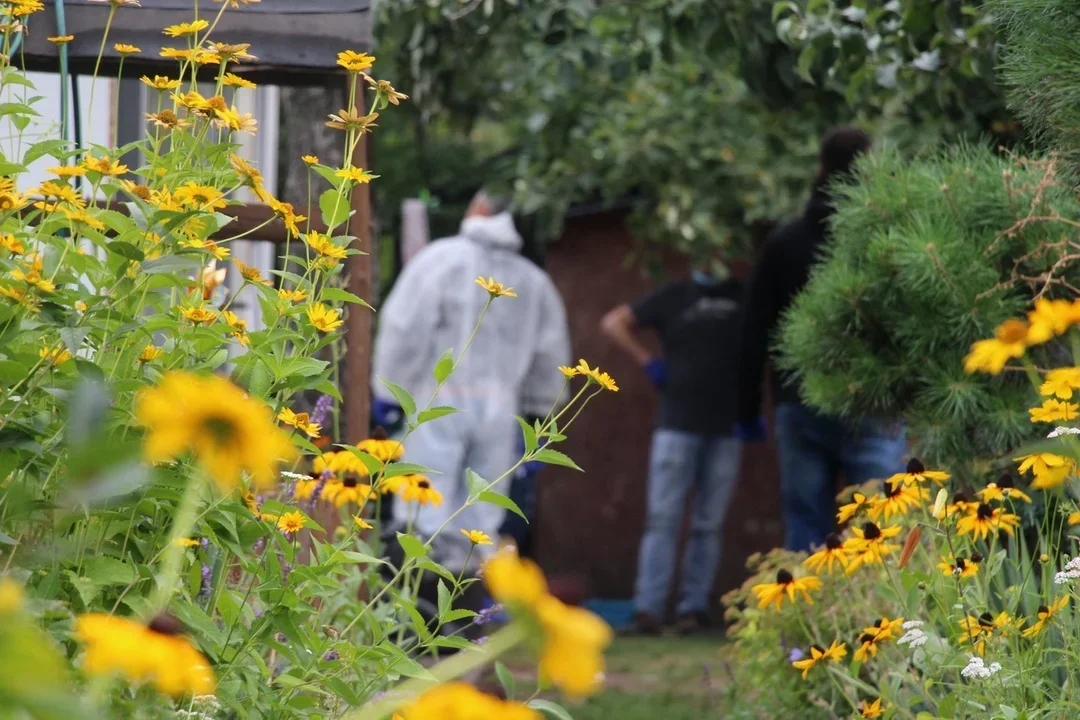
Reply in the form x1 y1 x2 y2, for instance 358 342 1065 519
643 357 668 390
734 417 767 443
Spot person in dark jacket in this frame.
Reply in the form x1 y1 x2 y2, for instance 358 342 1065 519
602 267 744 634
736 127 906 552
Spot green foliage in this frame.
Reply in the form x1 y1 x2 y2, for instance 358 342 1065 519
777 146 1080 473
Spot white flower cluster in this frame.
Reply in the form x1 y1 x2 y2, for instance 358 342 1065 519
897 620 928 649
961 655 1001 679
1054 556 1080 584
1048 426 1080 438
281 470 314 481
174 696 222 720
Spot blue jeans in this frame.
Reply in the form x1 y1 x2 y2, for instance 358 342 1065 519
633 430 741 618
774 402 907 552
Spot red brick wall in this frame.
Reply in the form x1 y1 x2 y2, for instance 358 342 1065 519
536 211 784 608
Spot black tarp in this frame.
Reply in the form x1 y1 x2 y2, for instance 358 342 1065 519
20 0 372 85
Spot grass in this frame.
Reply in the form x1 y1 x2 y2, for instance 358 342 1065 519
498 635 727 719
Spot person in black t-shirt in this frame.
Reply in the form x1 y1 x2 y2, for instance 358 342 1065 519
601 270 744 634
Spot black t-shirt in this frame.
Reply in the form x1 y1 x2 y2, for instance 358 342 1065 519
631 278 743 435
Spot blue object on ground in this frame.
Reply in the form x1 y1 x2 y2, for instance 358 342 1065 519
585 599 635 630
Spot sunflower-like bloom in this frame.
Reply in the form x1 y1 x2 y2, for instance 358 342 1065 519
276 511 306 535
836 491 875 524
869 480 928 522
461 529 493 546
162 19 209 37
751 568 821 611
1016 452 1075 490
321 476 375 508
1022 596 1069 638
356 427 404 463
1040 367 1080 399
82 154 128 176
573 358 619 392
305 231 348 260
960 611 1021 655
1027 298 1080 345
791 639 846 679
842 522 902 574
399 475 443 506
886 457 950 487
278 407 321 439
307 302 344 333
141 75 182 91
398 682 539 720
852 616 903 662
135 372 295 492
1030 398 1079 423
938 552 981 579
74 613 214 697
292 478 319 500
335 167 375 184
804 533 850 575
336 50 375 73
475 275 517 298
976 477 1032 504
137 345 164 364
957 503 1020 540
963 319 1030 374
860 698 887 719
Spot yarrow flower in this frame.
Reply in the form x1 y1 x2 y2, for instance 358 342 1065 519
897 620 928 649
1055 556 1080 584
961 655 1002 679
1048 425 1080 438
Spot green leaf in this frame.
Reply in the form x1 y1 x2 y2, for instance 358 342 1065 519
319 188 350 229
477 490 527 520
82 556 136 586
416 406 459 425
433 348 454 383
436 579 451 618
321 286 372 308
516 416 538 452
379 379 416 418
531 448 582 471
495 661 516 700
340 446 385 475
382 462 436 479
528 699 575 720
142 255 201 275
396 532 428 559
107 240 145 261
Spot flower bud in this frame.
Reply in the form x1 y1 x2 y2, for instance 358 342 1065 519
932 488 948 519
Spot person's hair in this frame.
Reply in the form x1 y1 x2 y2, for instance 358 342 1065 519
473 188 511 216
819 126 873 180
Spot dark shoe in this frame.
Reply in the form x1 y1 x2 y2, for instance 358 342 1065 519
627 611 663 636
675 612 711 636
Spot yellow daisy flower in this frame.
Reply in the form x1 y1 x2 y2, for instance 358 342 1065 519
1016 452 1075 489
461 529 494 546
750 568 821 610
803 533 850 574
162 19 209 37
475 275 517 298
276 511 306 535
399 475 443 506
963 319 1030 374
307 302 344 333
791 639 846 679
1041 367 1080 399
278 407 321 439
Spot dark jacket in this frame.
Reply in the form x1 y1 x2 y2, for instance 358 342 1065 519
736 181 835 425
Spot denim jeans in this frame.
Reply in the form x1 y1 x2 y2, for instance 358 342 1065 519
774 402 907 552
633 429 741 618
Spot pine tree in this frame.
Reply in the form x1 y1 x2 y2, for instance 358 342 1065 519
776 146 1080 478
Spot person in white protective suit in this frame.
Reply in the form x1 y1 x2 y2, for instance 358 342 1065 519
371 190 570 572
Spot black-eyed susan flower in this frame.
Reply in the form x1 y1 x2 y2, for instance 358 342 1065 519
1041 367 1080 399
860 698 886 718
1017 452 1075 489
399 475 443 506
278 407 321 439
1027 298 1080 345
1022 596 1069 638
399 682 539 719
276 511 306 535
853 616 903 661
1030 398 1079 423
869 480 927 522
751 569 821 611
74 613 214 697
977 474 1032 504
963 319 1030 374
293 477 319 501
476 275 517 298
843 522 902 574
804 533 850 574
356 427 404 463
135 372 296 492
887 457 950 487
461 529 493 546
307 302 344 333
960 611 1021 655
791 639 846 678
322 476 375 508
837 491 875 524
938 552 981 579
957 503 1020 540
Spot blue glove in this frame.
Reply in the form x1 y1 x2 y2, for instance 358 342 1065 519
373 398 404 429
643 357 668 390
734 417 767 443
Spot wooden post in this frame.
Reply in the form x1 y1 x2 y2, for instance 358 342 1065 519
344 131 373 444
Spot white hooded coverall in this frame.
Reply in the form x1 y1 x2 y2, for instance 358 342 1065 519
372 212 570 569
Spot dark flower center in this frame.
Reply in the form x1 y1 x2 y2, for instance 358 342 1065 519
810 643 824 654
873 619 884 628
858 633 875 644
978 612 994 628
976 503 994 519
147 613 184 636
825 532 843 550
953 490 970 503
884 481 901 498
776 569 794 584
906 457 925 474
343 477 358 488
971 551 983 563
956 558 967 570
203 415 237 445
997 472 1015 489
371 426 389 440
862 522 882 540
1038 605 1049 615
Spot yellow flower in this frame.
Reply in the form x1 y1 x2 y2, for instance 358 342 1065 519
843 522 902 574
356 428 404 463
836 491 875 524
222 73 256 89
887 457 951 486
751 568 821 610
325 107 378 133
213 105 258 135
1022 595 1069 638
363 74 409 105
114 43 141 54
258 512 279 523
938 552 981 579
162 19 209 37
399 475 443 506
976 479 1032 504
207 42 256 62
475 275 517 298
181 238 230 261
398 682 539 720
229 153 264 190
175 182 227 211
791 639 846 679
868 480 927 522
301 155 319 165
135 372 296 492
335 167 376 184
305 231 348 260
307 302 344 332
221 310 247 333
171 90 210 112
276 511 306 534
39 342 72 365
321 476 374 507
803 533 850 574
267 197 306 236
461 529 493 546
137 345 164 364
1030 398 1079 423
960 611 1021 655
0 284 39 312
75 300 88 312
484 546 550 608
535 594 613 698
860 698 886 719
963 319 1030 374
173 538 200 548
852 616 903 662
558 366 579 378
278 287 308 303
1027 298 1080 345
1041 367 1080 399
74 613 214 697
292 478 319 500
1070 511 1080 526
45 165 87 178
179 304 217 325
141 74 182 91
233 258 271 287
336 50 375 73
83 154 128 176
47 35 74 44
1017 452 1075 489
0 576 25 614
956 503 1020 540
278 407 321 439
353 515 373 530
